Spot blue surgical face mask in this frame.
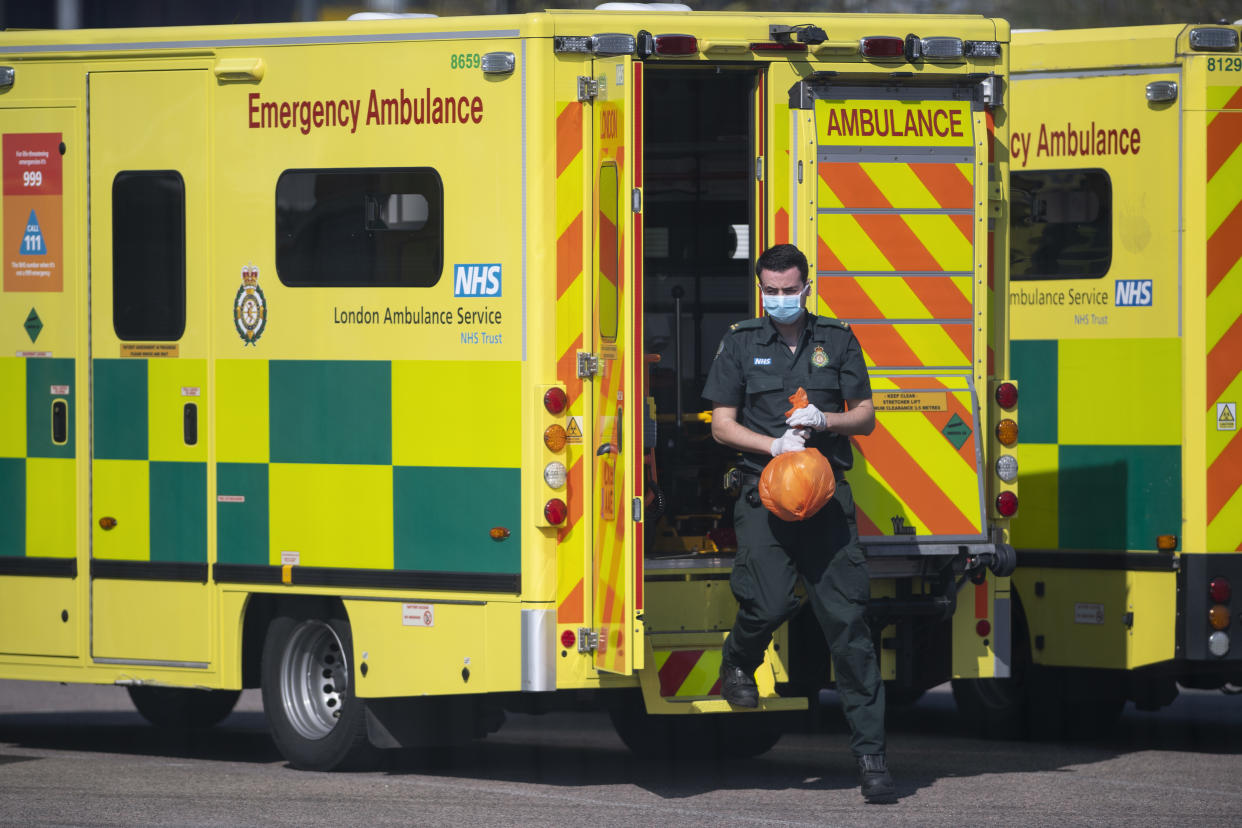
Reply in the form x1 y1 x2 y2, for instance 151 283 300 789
762 287 807 324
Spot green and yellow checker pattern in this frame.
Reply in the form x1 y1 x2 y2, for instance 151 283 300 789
0 357 76 561
215 359 523 576
92 358 207 564
1008 339 1182 552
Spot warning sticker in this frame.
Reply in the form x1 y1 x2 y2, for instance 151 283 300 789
873 391 948 412
565 415 583 444
402 603 435 627
1219 402 1237 432
1074 603 1105 625
120 343 179 358
3 133 63 292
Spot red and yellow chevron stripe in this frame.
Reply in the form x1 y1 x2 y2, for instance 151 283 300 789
655 648 723 698
1205 88 1242 552
850 377 984 539
555 100 587 623
816 159 975 369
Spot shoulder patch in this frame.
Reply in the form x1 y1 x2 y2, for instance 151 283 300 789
730 318 765 332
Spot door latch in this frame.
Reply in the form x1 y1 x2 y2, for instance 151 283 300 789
577 351 600 379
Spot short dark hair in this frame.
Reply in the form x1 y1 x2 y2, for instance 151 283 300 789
754 244 809 283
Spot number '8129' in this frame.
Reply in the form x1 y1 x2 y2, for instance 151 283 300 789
451 53 480 69
1208 56 1242 71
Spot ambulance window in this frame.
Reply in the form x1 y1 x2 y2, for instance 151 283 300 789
112 170 186 341
275 168 443 287
1010 169 1112 280
597 162 619 342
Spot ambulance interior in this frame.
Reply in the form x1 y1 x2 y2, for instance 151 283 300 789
640 67 756 557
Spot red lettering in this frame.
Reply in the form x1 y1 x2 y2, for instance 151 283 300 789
859 109 874 136
949 110 963 137
472 96 483 123
933 110 947 137
248 92 260 128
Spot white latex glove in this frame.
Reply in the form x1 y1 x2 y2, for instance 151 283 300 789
769 428 807 456
786 403 827 432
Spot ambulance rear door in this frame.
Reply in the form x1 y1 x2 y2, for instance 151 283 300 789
588 51 643 674
789 76 993 550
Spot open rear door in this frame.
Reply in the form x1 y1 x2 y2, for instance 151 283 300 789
589 54 643 674
792 78 991 546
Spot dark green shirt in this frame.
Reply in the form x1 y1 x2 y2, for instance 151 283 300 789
702 312 872 473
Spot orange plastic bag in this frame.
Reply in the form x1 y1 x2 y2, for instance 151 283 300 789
760 447 836 521
760 387 836 521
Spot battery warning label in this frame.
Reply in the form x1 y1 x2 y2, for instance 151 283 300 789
3 133 63 293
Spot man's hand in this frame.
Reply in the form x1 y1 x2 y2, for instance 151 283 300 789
786 403 827 432
769 428 807 456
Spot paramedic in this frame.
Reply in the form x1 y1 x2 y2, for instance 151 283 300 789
701 243 894 803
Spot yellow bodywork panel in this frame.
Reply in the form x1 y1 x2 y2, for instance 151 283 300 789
26 457 76 558
92 580 210 664
268 463 393 569
345 598 520 698
0 576 78 657
91 459 150 561
1018 568 1176 670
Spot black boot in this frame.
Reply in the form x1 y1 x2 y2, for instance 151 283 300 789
858 753 896 803
718 660 759 708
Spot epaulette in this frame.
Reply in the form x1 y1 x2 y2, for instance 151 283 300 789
815 316 850 330
728 318 765 333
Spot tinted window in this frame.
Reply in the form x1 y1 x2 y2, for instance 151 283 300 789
112 171 186 341
1011 169 1111 280
276 168 443 287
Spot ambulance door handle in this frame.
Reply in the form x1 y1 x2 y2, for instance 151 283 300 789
183 402 198 446
51 399 67 445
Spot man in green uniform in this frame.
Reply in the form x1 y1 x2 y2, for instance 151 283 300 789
702 243 894 803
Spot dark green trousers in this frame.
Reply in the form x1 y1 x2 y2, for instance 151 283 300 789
722 477 886 757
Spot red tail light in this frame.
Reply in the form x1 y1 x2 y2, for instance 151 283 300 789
655 34 698 55
560 629 576 649
1210 577 1232 603
860 36 905 58
976 620 992 637
544 387 568 415
996 491 1018 517
995 382 1018 409
544 498 568 525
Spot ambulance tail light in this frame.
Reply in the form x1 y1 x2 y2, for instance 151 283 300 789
560 629 576 649
544 498 568 525
860 36 905 59
654 34 698 56
544 387 568 415
1210 577 1232 603
995 491 1018 517
1190 27 1240 52
995 382 1018 410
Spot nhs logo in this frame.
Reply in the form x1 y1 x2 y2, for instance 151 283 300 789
1114 279 1152 307
454 264 502 298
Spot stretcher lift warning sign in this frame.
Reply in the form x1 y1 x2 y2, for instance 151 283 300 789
4 133 63 292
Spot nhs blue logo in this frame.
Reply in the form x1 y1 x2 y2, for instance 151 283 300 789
1114 279 1152 307
454 264 502 297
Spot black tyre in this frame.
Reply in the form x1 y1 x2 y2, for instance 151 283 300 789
951 675 1027 739
608 691 784 760
127 686 241 730
261 613 375 771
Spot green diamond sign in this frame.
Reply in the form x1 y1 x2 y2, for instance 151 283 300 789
941 413 972 450
24 308 42 343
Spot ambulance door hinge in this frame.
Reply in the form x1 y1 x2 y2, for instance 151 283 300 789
578 75 599 103
577 627 599 653
577 351 601 379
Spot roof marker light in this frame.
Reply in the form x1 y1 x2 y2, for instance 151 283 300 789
654 34 698 55
921 36 964 60
860 36 905 59
1190 27 1239 51
963 40 1002 58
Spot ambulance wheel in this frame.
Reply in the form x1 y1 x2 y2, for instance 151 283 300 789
127 686 241 730
261 613 376 771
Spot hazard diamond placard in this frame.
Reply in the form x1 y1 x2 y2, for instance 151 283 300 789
3 132 63 292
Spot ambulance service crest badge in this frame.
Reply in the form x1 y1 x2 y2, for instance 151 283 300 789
234 265 266 345
811 345 829 367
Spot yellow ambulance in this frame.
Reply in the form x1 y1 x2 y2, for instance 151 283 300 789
0 8 1016 769
972 24 1242 738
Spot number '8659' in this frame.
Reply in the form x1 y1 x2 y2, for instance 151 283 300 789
451 53 480 69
